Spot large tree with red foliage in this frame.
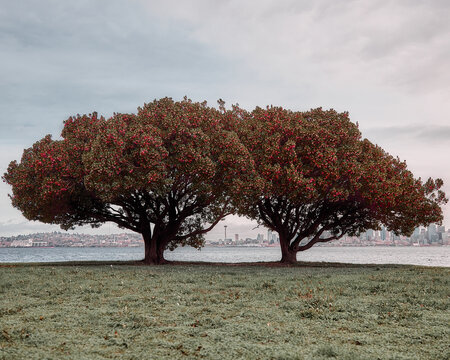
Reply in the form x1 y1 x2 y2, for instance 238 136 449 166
235 106 447 263
3 97 253 264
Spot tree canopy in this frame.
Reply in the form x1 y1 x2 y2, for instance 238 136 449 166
234 106 447 263
3 97 253 264
3 98 447 264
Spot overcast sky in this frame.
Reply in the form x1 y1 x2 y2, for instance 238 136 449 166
1 0 449 239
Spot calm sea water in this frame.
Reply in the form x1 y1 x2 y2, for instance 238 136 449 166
0 246 449 267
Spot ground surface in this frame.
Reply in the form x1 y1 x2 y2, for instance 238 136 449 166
0 261 449 359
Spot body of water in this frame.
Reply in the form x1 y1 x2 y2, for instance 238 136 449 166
0 246 449 267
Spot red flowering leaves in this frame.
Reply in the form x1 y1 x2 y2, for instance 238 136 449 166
3 98 255 264
2 99 447 264
234 106 447 263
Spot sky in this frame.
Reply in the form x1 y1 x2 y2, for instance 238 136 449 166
1 0 449 239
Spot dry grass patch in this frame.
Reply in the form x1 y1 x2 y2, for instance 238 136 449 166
1 262 449 359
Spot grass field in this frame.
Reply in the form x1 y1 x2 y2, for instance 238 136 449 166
1 261 449 359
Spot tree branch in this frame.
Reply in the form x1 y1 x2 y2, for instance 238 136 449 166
174 208 231 241
296 230 345 252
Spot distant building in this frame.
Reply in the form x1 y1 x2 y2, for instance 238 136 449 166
427 224 438 243
256 233 264 244
32 241 48 247
381 227 387 241
11 239 32 247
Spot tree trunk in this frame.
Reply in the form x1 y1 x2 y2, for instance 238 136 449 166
279 234 297 264
143 232 166 265
156 242 167 264
280 248 297 264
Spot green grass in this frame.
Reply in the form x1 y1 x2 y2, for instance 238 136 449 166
0 262 449 359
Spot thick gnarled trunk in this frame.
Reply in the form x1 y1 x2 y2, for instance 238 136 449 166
280 248 297 264
279 234 297 264
143 232 167 265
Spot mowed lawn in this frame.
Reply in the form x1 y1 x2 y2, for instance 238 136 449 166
0 262 448 359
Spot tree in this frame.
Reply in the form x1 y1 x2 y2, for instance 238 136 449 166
3 97 253 264
235 106 447 263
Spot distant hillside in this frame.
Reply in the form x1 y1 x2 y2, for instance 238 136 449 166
0 232 143 247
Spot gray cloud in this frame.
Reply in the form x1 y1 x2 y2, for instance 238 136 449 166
0 0 238 143
0 220 61 237
366 125 450 143
142 0 450 95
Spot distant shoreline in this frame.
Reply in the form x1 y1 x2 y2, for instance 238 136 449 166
1 243 449 249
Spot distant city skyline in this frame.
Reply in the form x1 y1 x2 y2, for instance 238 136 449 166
2 223 448 249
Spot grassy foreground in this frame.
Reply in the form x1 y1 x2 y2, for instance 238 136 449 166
0 262 449 360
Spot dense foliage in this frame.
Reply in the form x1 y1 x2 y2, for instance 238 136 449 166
3 98 253 264
3 98 447 264
235 106 447 263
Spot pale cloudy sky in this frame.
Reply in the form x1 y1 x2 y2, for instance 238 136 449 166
1 0 449 238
